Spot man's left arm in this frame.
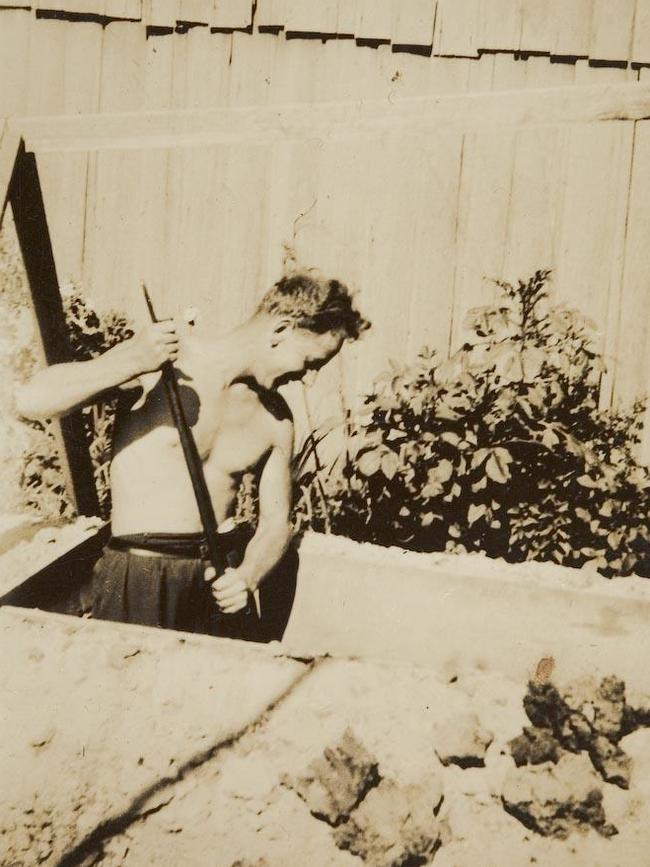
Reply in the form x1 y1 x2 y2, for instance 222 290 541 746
210 420 293 614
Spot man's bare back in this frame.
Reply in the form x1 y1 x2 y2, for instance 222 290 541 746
110 337 290 536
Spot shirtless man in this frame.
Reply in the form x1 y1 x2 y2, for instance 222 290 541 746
17 273 369 640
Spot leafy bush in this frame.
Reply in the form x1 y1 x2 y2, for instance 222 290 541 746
295 271 650 578
60 287 133 517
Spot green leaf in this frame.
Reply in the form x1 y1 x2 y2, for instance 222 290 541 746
358 449 381 477
433 459 454 484
471 448 490 470
468 503 487 526
521 346 546 381
381 450 400 480
485 448 512 484
599 500 614 518
541 427 560 449
441 431 462 447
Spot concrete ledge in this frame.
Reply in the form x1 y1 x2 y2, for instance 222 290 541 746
284 533 650 692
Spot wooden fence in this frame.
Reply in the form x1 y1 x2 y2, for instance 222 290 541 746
2 5 650 459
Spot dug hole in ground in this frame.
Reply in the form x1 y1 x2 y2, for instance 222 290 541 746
1 527 650 867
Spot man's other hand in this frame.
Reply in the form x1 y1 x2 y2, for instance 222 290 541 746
204 565 251 614
129 321 179 374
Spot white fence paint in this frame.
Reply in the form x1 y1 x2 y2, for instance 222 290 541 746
1 15 650 456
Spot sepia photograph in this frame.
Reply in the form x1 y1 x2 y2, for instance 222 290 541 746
1 1 650 865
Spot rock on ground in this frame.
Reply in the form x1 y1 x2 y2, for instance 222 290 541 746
509 726 563 767
502 753 617 839
434 713 493 769
333 777 447 867
282 728 381 825
511 676 649 789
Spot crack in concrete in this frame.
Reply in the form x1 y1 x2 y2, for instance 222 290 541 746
55 656 322 867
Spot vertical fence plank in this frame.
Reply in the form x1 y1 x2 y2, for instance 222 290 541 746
0 10 33 118
519 0 558 54
553 123 635 405
590 0 635 63
255 0 286 30
26 18 68 115
552 0 593 58
283 0 338 35
433 0 480 58
502 126 568 284
144 32 175 109
210 0 252 29
227 29 279 106
355 0 393 42
402 131 465 361
613 121 650 415
478 0 522 54
335 0 357 35
392 0 436 48
631 0 650 66
145 0 180 28
448 128 516 351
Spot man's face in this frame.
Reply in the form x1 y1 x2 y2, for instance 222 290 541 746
271 327 345 387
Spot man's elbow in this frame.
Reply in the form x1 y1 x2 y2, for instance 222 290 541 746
260 515 293 549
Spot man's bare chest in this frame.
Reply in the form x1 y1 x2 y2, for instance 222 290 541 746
124 365 275 475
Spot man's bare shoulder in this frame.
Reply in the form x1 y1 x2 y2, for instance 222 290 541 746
229 377 292 424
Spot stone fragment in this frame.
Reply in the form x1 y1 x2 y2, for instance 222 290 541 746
590 735 632 789
593 676 627 741
561 676 627 743
522 682 569 732
622 699 650 734
620 728 650 793
502 753 617 839
333 777 446 867
434 713 493 768
516 676 639 788
283 728 380 825
509 726 562 767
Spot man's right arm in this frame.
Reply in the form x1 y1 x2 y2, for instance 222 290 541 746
15 321 179 420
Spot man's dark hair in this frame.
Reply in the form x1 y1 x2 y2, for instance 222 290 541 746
257 272 370 341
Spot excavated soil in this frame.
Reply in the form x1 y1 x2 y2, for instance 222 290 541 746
2 608 649 867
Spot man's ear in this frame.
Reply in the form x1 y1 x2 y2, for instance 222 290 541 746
270 317 293 347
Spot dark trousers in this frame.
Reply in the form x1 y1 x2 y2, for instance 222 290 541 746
88 526 297 643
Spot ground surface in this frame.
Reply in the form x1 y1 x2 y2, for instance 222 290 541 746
1 607 649 867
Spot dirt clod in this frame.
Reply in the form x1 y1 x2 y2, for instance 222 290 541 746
333 777 446 867
434 713 493 768
502 753 617 839
509 726 563 767
283 728 381 825
590 735 632 789
512 676 645 788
